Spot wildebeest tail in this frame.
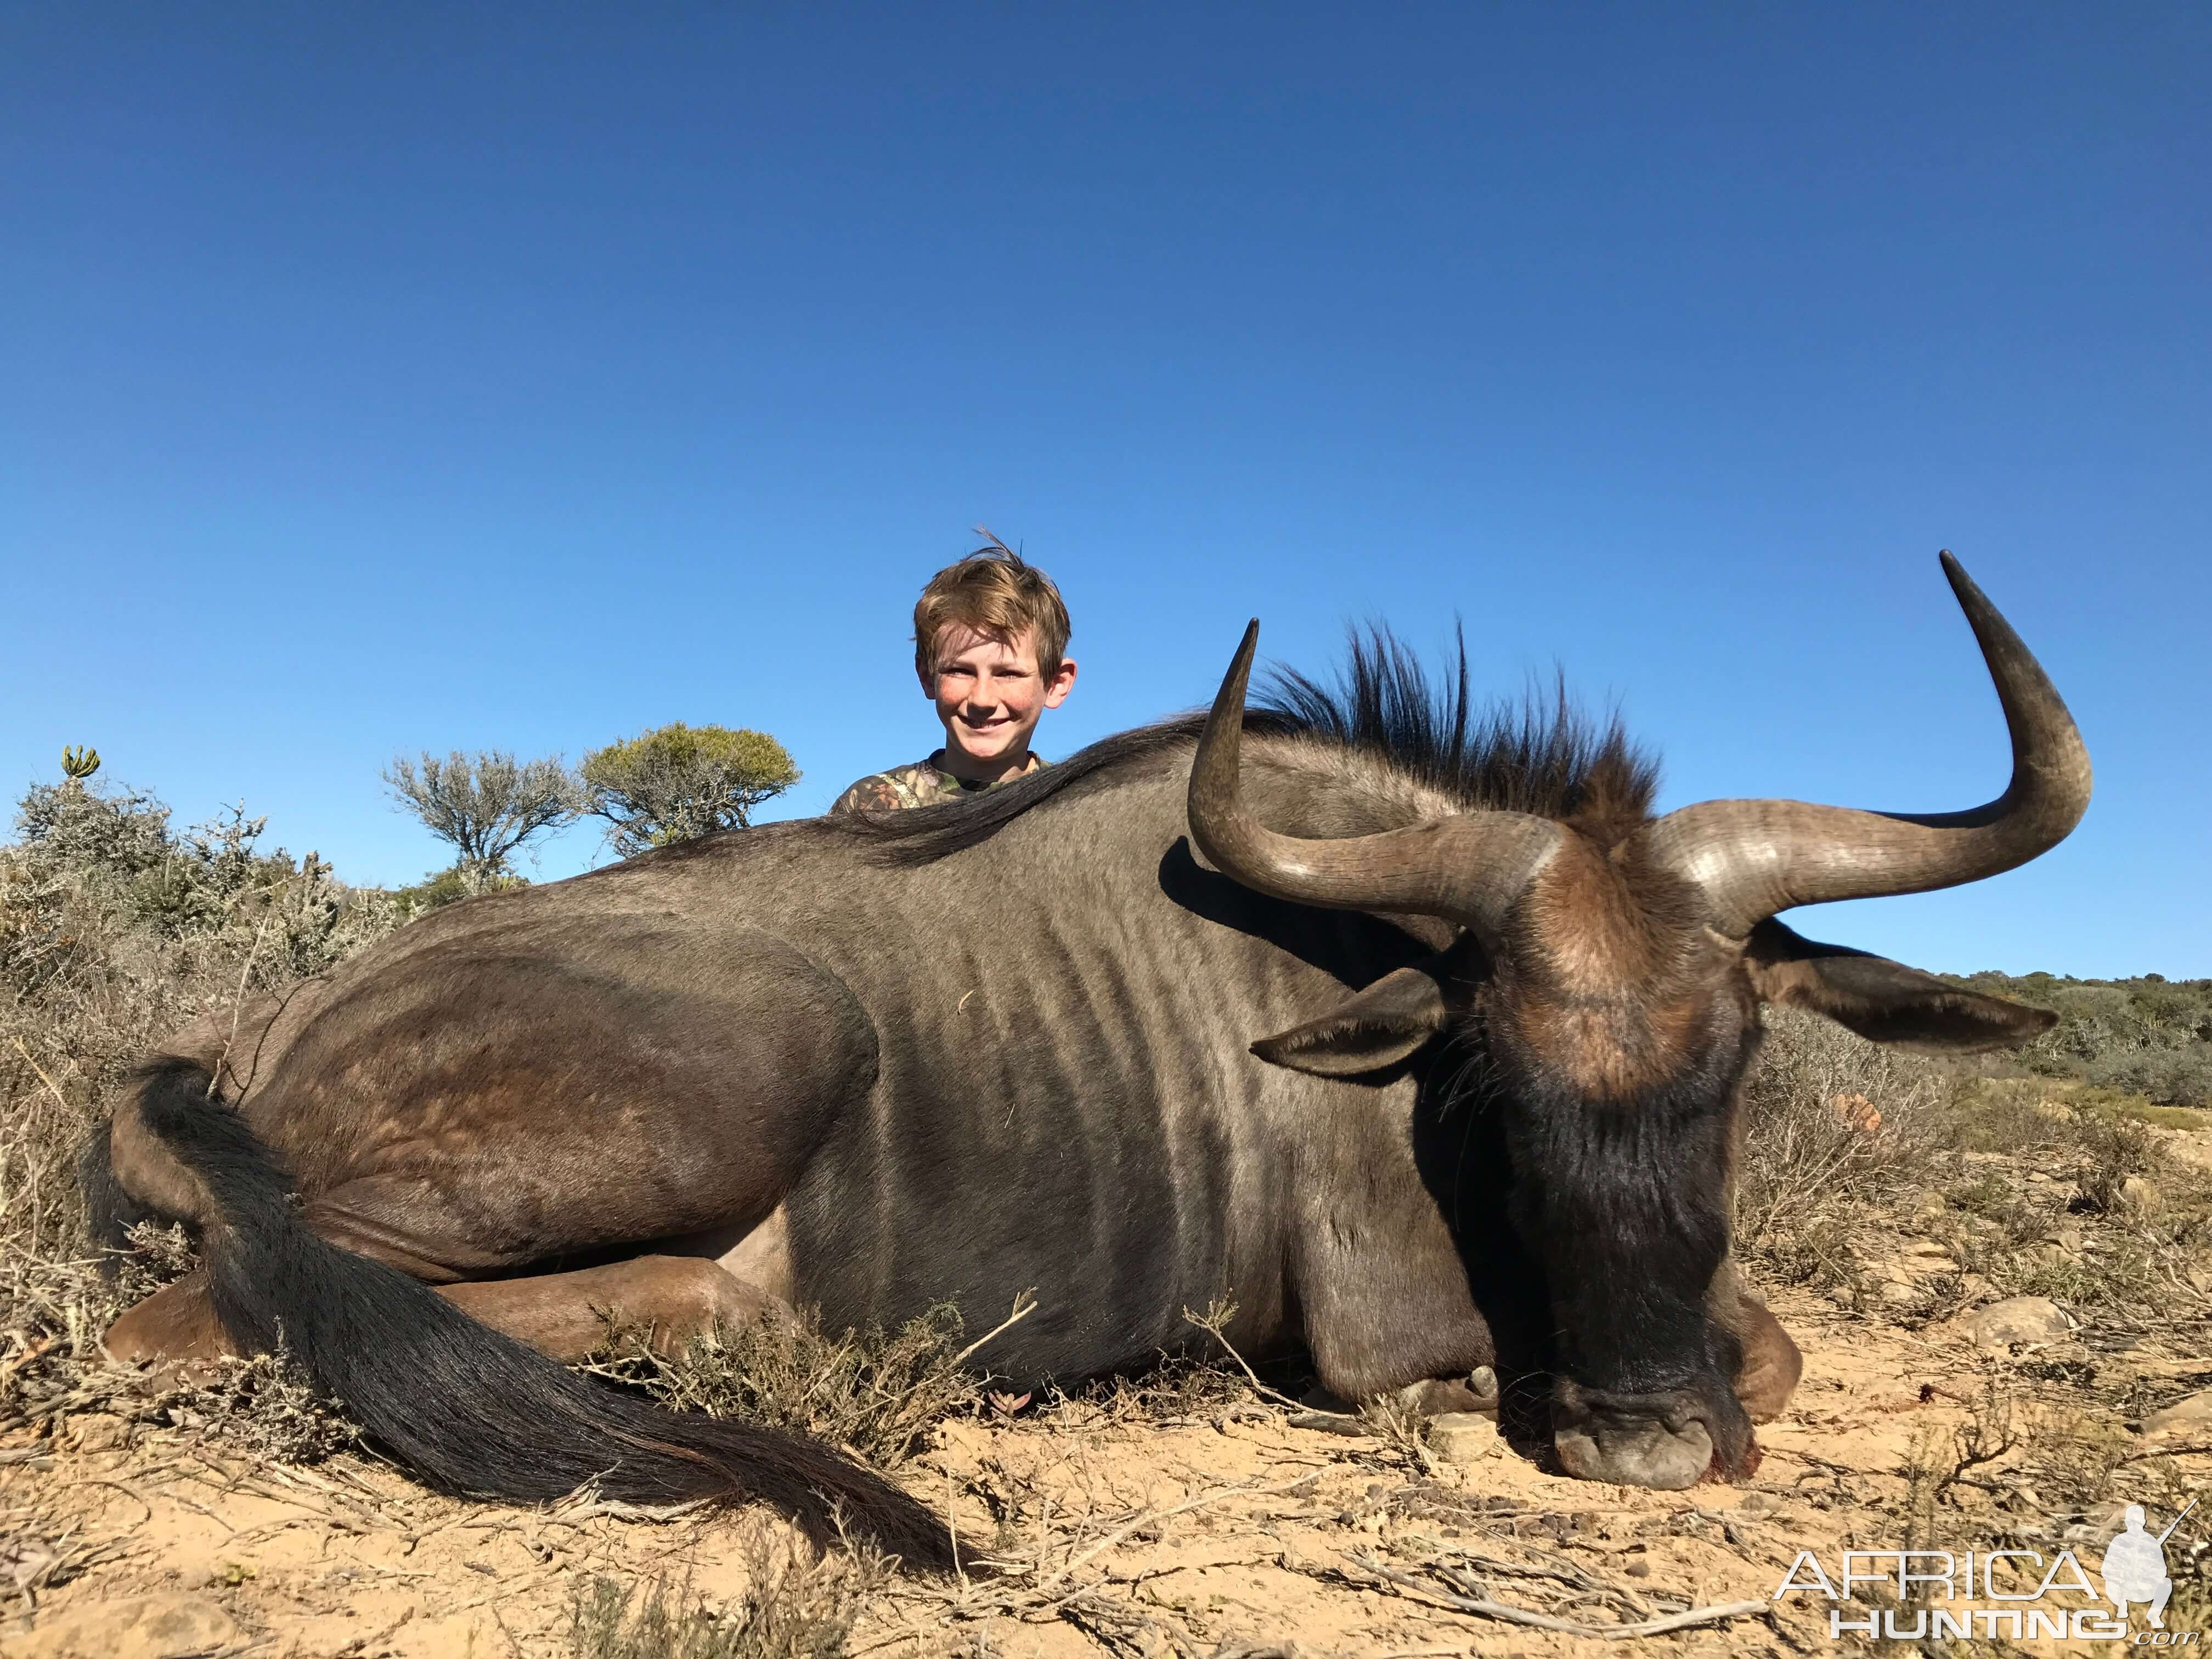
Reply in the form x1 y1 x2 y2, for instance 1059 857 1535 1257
118 1056 956 1570
79 1118 160 1262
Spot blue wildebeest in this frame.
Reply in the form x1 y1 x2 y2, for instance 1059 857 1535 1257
88 554 2086 1568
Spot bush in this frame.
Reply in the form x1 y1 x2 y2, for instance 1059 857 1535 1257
2087 1042 2212 1110
381 749 577 890
386 862 528 915
1734 1004 2204 1340
580 1303 975 1470
567 1540 886 1659
1950 972 2212 1103
2 765 399 1348
581 724 800 855
3 784 380 992
1734 1009 1949 1260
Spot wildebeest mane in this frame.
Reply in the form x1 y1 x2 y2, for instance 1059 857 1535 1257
849 627 1659 867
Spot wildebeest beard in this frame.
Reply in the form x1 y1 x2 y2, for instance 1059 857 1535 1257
1415 1005 1763 1483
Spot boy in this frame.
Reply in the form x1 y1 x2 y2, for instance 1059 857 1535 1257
831 537 1078 814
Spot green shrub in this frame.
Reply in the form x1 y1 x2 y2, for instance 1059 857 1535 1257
1946 970 2212 1110
2088 1042 2212 1110
580 724 800 855
385 863 529 915
1733 1013 2182 1295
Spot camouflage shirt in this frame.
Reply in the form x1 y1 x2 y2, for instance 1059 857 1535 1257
829 752 1048 815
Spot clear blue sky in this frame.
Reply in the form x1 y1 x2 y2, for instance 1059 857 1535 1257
4 7 2205 978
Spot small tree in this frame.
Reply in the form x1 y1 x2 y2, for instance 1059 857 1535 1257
580 723 800 856
381 750 577 891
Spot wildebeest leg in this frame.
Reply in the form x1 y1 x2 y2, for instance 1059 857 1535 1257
105 1184 802 1368
106 1158 811 1375
437 1256 788 1363
1709 1256 1801 1423
296 1192 800 1363
1401 1372 1500 1415
108 1253 789 1370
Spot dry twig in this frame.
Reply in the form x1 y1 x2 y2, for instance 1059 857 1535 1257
1348 1551 1770 1640
949 1287 1040 1371
1018 1472 1323 1602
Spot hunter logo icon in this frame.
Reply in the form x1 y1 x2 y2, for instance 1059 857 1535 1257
2103 1499 2194 1628
1773 1490 2199 1640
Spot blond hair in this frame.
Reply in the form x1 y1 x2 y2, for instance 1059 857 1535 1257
912 531 1072 678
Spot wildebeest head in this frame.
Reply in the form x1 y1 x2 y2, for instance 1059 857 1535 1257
1188 553 2089 1488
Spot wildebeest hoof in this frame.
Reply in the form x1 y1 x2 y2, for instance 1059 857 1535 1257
1396 1375 1496 1417
103 1268 236 1370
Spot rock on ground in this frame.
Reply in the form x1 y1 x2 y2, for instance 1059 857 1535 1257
1427 1412 1502 1465
2143 1389 2212 1441
1959 1296 2076 1350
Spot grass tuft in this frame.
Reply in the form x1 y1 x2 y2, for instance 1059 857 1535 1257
580 1304 979 1470
567 1537 888 1659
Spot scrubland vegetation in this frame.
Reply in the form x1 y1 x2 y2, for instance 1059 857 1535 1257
1955 968 2212 1109
382 726 802 893
4 756 2208 1653
1734 1008 2212 1635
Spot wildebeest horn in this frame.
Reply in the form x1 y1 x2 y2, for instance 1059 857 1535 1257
1644 552 2091 939
1188 620 1562 941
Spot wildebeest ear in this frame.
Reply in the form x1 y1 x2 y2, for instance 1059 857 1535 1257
1250 964 1453 1076
1742 918 2056 1053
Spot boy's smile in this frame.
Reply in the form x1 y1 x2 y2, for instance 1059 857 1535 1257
922 624 1077 783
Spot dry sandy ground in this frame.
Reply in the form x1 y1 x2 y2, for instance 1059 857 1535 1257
15 1273 2204 1659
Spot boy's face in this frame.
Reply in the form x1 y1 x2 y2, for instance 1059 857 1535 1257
921 624 1077 768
